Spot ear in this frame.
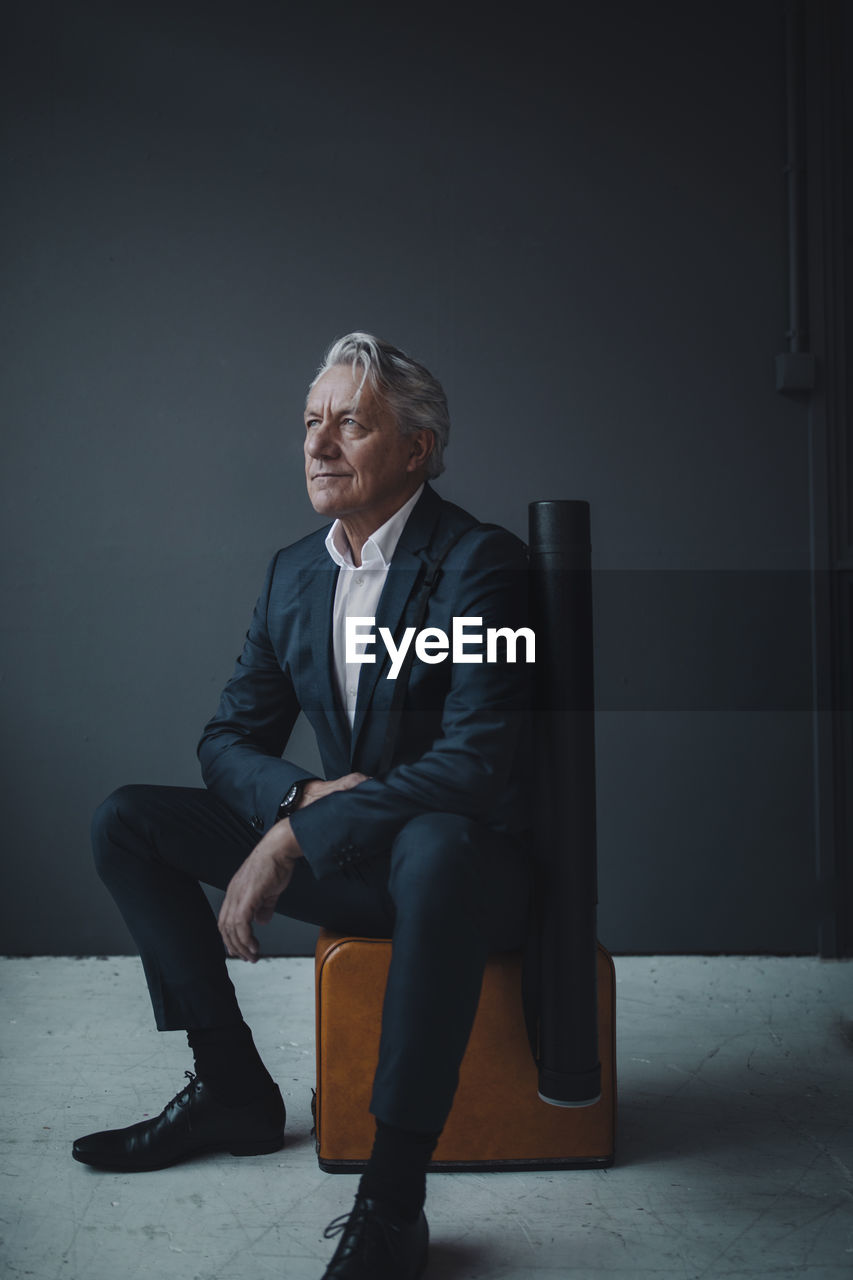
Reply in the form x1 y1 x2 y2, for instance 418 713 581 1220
406 429 435 472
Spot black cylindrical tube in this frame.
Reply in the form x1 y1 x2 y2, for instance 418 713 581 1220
784 0 806 354
529 500 601 1106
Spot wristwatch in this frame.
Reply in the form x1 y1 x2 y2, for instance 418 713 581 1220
277 781 305 822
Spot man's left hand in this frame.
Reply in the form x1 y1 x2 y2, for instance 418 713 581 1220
218 820 303 963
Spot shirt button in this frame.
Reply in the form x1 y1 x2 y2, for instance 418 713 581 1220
354 576 364 586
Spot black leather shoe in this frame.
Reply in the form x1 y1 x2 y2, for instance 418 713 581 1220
321 1194 429 1279
72 1071 285 1172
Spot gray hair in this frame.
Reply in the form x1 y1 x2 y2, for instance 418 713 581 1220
311 332 449 479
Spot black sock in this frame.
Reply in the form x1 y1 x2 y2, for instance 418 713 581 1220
359 1119 440 1222
186 1022 276 1106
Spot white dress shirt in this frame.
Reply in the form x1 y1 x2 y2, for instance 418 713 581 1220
324 484 425 728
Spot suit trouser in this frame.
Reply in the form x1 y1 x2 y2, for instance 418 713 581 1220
91 784 530 1134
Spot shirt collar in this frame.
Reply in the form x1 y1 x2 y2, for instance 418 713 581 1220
324 483 425 571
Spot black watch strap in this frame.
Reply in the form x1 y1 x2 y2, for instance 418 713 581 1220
277 780 305 821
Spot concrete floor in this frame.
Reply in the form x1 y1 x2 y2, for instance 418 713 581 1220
1 955 851 1280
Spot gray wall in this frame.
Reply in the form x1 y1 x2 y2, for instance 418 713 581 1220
2 0 816 955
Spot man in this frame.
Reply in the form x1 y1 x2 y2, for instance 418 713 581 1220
74 333 532 1279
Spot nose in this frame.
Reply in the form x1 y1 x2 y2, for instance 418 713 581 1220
305 419 339 459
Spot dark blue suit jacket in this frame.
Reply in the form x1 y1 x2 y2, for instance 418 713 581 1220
197 483 531 881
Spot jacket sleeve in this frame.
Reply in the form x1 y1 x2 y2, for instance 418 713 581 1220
197 551 316 835
289 528 531 879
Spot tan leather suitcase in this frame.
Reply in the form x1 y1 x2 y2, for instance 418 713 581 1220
314 929 616 1171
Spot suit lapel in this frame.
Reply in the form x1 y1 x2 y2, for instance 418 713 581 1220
303 550 351 750
349 548 422 758
349 485 444 765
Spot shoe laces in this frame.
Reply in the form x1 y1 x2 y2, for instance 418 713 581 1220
323 1213 352 1240
163 1071 201 1129
323 1195 403 1253
324 1194 368 1241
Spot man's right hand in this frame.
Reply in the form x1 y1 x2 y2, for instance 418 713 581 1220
298 772 369 808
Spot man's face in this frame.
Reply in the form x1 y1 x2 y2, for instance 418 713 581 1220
304 364 429 528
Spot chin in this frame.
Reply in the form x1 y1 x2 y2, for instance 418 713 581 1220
308 488 346 517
